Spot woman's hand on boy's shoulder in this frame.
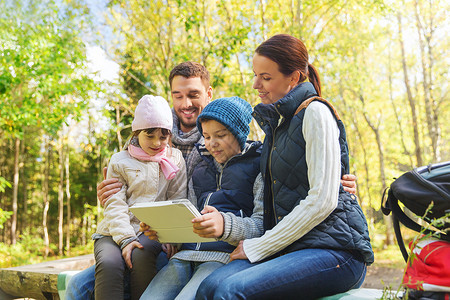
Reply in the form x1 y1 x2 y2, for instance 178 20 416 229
341 174 357 195
192 205 224 238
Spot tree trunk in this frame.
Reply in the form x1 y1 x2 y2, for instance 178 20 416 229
425 2 440 161
259 0 266 40
0 141 7 243
95 183 101 228
65 147 71 254
82 210 87 246
388 43 413 167
397 12 423 167
295 0 302 35
359 94 393 246
18 136 26 236
58 136 65 256
350 115 371 206
43 138 51 258
354 125 372 208
116 105 123 150
21 163 28 236
338 85 369 207
414 0 435 161
11 137 20 245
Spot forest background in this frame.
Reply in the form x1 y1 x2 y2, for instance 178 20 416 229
0 0 448 271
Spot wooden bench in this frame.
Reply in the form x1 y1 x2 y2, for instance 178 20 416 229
0 255 399 300
0 254 94 300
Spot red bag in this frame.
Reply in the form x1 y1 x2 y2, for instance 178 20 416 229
403 237 450 292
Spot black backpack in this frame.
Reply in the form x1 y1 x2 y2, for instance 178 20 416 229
381 161 450 262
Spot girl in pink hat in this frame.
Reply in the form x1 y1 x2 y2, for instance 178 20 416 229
93 95 187 300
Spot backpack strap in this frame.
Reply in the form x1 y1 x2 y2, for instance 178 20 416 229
382 187 450 262
294 96 350 176
294 96 342 120
393 213 410 262
382 188 411 262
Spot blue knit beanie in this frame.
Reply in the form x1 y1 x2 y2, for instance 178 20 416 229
197 96 253 150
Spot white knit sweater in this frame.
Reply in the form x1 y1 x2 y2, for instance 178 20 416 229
243 101 341 263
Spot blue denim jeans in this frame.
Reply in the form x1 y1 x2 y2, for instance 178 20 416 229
65 251 169 300
195 248 366 300
140 258 224 300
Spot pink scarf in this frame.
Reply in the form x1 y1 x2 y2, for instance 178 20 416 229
127 145 179 180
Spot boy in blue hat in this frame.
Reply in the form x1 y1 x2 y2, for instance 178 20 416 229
140 96 264 300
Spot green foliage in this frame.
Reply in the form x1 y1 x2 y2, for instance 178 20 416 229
0 0 103 258
0 209 13 230
70 240 95 257
0 0 97 138
379 285 404 300
0 235 94 268
0 235 52 267
0 176 11 193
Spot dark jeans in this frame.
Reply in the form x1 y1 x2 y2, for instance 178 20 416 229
65 251 169 300
94 235 161 300
196 248 366 300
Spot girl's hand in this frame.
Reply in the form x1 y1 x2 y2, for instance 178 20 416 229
139 222 150 232
122 241 143 269
139 222 159 241
192 205 224 238
341 174 357 195
162 243 177 258
230 241 248 261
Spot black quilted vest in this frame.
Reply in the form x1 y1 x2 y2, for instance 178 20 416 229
252 82 374 264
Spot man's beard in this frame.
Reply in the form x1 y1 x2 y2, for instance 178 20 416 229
179 118 196 131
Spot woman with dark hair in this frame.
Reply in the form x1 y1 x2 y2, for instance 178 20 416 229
195 34 374 299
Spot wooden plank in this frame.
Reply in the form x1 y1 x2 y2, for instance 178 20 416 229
0 254 94 300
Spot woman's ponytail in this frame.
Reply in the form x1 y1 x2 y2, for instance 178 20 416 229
307 63 322 97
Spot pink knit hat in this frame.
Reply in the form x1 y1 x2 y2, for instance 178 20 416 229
132 95 173 131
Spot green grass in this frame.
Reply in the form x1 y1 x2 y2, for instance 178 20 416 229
0 236 94 268
1 236 406 268
373 244 406 269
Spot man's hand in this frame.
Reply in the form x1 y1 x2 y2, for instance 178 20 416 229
97 167 122 207
139 222 159 241
230 240 248 261
341 174 357 195
122 241 143 269
192 205 224 238
162 243 177 258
